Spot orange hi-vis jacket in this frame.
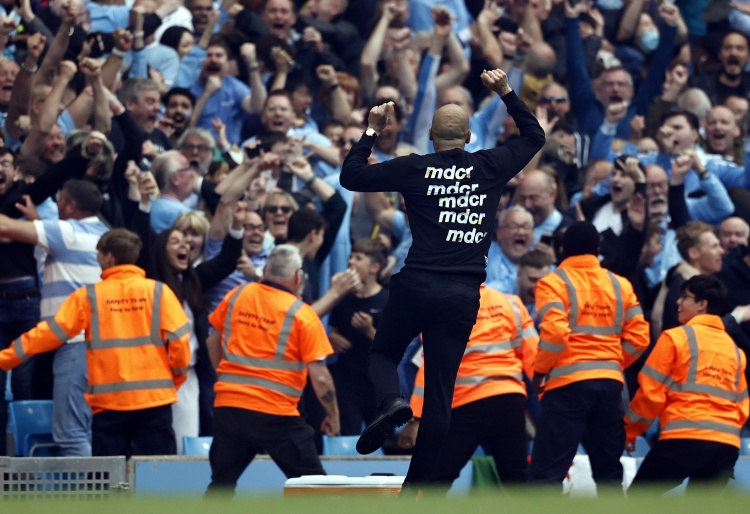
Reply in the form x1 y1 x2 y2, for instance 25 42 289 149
625 314 749 448
410 285 539 417
534 254 650 392
208 281 334 417
0 265 191 414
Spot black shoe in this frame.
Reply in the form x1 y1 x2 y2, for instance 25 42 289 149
356 398 413 455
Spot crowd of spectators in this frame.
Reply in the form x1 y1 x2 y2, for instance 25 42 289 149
1 0 750 458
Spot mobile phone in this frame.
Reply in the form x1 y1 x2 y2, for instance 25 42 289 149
540 233 553 246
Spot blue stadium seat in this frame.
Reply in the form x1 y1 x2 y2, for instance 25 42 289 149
740 437 750 456
7 400 60 457
182 436 213 456
322 435 384 456
625 436 651 458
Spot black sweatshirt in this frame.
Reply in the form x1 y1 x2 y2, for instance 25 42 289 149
340 91 545 279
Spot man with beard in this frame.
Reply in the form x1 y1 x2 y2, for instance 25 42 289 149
485 206 534 295
190 39 265 145
718 216 750 252
564 0 678 139
691 32 750 106
163 87 195 147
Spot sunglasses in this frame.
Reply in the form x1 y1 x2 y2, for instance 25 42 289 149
539 96 567 105
266 205 293 214
335 137 359 148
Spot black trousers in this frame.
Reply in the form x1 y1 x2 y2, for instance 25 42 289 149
206 407 325 494
367 269 481 486
335 382 377 436
432 394 528 487
629 438 739 494
92 404 176 457
529 379 625 488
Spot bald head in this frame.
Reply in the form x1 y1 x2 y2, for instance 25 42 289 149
430 104 470 150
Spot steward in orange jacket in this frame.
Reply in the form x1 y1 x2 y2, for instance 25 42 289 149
626 275 749 493
528 221 650 489
398 285 538 488
0 229 191 457
205 245 340 495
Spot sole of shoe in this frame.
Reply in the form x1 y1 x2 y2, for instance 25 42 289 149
356 404 412 455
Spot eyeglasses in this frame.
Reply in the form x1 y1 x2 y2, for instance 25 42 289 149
500 223 533 231
0 160 13 169
266 205 293 214
680 292 697 301
244 223 265 231
181 143 211 153
335 137 358 148
603 80 629 88
539 96 567 105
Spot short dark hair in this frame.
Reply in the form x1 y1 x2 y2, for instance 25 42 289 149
97 229 142 265
562 221 600 258
264 89 293 107
519 249 554 269
164 87 196 108
681 275 729 316
661 110 701 132
352 238 388 270
15 154 47 180
0 147 14 160
286 208 328 243
62 179 103 215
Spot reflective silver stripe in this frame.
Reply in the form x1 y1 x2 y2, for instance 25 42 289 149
89 336 157 350
222 353 306 371
222 284 250 354
47 319 70 344
455 374 522 386
87 379 174 395
621 339 643 357
537 301 565 320
554 269 624 337
734 345 743 394
276 299 304 359
522 327 538 339
684 325 699 384
166 322 190 342
151 282 163 344
671 383 747 402
218 373 303 397
607 271 624 330
86 285 99 347
413 385 424 399
464 341 514 355
538 338 564 354
625 408 654 426
12 337 28 361
575 325 623 336
508 297 523 349
624 305 643 322
172 367 189 375
662 419 741 437
640 364 673 386
547 360 621 380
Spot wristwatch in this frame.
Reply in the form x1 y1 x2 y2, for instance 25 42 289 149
365 127 379 137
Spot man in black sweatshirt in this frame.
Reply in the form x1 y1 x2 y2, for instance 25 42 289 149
340 68 545 492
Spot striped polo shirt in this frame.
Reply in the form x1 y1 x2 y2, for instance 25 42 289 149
34 216 110 342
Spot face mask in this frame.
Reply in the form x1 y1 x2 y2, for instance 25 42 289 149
639 30 659 53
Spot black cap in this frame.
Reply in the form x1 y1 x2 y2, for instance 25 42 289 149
562 221 600 258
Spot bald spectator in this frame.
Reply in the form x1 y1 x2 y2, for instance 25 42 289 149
704 105 743 164
486 206 534 295
514 169 574 244
719 217 750 252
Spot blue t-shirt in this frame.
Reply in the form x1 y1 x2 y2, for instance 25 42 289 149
190 76 250 145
